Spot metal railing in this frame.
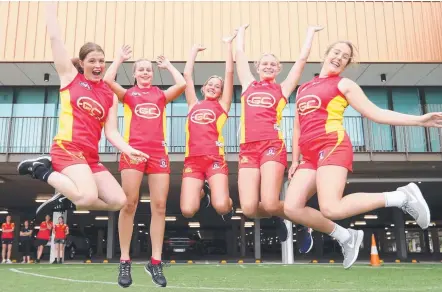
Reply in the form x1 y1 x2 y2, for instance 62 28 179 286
1 116 441 154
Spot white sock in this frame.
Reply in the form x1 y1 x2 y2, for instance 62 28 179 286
329 224 351 243
384 190 407 208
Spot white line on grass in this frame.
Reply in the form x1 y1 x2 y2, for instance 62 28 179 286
8 268 440 291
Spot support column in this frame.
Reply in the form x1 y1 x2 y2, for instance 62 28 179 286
132 226 140 258
431 229 440 254
393 208 407 260
232 222 239 257
423 230 430 254
254 219 261 261
49 211 67 263
280 180 294 264
313 232 324 258
226 229 234 256
106 211 116 260
240 216 246 257
96 229 104 257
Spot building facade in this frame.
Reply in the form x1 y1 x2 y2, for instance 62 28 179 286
0 1 442 262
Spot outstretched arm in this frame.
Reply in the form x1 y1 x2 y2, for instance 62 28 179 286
183 45 206 109
235 24 255 91
103 45 131 101
219 30 238 113
158 56 186 104
339 78 442 127
281 25 323 98
45 2 78 88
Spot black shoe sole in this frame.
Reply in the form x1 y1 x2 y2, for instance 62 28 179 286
118 281 132 288
144 265 167 287
17 155 51 175
36 192 62 216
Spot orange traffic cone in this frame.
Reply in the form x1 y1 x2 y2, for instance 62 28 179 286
370 234 381 267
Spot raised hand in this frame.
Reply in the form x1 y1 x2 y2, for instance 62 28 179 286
156 55 171 69
223 29 238 44
118 45 132 62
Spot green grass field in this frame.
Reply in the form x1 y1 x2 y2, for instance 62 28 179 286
0 263 441 291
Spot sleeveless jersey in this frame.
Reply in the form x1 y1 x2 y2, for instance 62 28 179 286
1 223 14 239
240 81 287 144
122 86 167 154
296 76 348 146
185 99 228 157
54 73 113 152
54 224 68 239
37 221 52 240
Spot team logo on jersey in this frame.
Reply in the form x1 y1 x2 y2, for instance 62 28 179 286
131 91 142 97
135 103 161 119
240 156 248 164
212 162 220 170
267 147 276 156
296 95 321 115
79 82 91 90
159 158 167 168
184 167 192 173
77 97 105 120
246 92 276 108
190 109 216 125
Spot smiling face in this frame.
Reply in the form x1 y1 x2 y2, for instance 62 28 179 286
256 54 281 81
202 76 223 100
80 51 106 82
322 42 354 76
133 60 153 87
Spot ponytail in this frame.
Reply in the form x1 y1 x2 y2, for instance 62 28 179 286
71 58 84 74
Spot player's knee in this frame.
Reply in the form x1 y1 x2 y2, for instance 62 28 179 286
122 198 138 215
283 202 300 219
320 205 343 220
262 201 280 215
212 198 230 215
181 205 197 218
241 204 258 219
151 200 167 217
111 195 127 211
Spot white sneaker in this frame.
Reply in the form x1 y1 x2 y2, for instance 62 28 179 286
1 259 5 264
397 183 431 229
340 229 364 269
5 259 12 264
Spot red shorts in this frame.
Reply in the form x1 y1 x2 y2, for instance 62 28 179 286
119 152 170 174
182 155 228 180
298 131 353 172
239 139 287 169
50 140 107 173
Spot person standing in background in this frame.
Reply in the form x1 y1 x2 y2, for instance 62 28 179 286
1 215 15 264
20 220 33 264
35 215 52 263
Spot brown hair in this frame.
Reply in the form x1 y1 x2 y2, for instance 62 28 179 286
201 75 224 98
132 59 152 85
324 41 358 66
71 42 105 74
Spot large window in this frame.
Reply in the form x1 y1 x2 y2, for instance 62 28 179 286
392 88 426 152
0 88 14 152
364 88 393 151
424 88 442 152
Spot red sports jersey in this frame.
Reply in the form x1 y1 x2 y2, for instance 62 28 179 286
296 76 348 146
54 224 68 239
240 81 287 144
54 73 114 152
1 223 14 239
185 99 228 157
37 221 52 240
123 86 167 154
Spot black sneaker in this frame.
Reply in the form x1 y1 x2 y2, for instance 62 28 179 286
17 155 51 178
200 181 211 209
52 259 58 264
222 207 235 221
275 217 288 242
118 260 132 288
36 192 68 216
144 261 167 287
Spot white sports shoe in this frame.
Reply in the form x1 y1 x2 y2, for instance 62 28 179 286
340 229 364 269
5 259 12 264
397 183 431 229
